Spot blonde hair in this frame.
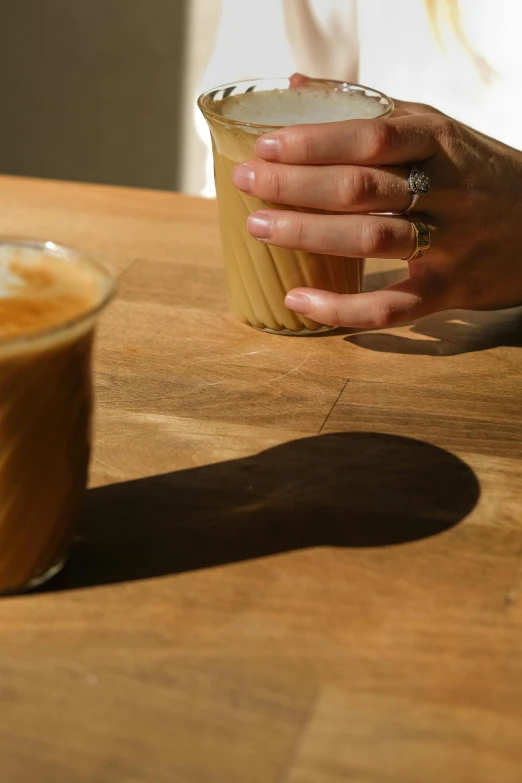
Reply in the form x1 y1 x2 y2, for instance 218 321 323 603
425 0 494 82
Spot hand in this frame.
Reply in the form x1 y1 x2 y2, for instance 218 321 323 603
231 89 522 328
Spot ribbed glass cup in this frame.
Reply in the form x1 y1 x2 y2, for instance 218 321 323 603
198 77 393 334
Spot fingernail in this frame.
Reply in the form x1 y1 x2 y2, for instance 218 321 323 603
256 135 281 161
232 163 255 193
248 211 274 240
285 293 310 314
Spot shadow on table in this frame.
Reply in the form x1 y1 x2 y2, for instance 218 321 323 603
344 308 522 357
47 432 480 592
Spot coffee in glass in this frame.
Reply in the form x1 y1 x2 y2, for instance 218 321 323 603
0 240 115 593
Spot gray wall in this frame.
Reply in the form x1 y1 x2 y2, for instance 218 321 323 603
0 0 187 190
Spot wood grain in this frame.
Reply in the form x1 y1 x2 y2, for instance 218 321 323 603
0 175 521 783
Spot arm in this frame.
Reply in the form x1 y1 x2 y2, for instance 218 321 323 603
282 0 360 83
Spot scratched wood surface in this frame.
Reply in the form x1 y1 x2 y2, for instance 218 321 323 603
0 175 521 783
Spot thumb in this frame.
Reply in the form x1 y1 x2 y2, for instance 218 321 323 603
289 73 313 89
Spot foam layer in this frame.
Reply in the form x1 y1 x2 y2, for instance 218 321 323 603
0 249 102 340
218 87 386 126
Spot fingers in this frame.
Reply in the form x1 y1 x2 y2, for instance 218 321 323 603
233 160 425 215
255 113 445 165
246 210 420 260
284 276 440 328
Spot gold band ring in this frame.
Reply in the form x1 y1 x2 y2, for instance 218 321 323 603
403 217 431 261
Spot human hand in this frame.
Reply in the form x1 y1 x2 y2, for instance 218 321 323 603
231 82 522 328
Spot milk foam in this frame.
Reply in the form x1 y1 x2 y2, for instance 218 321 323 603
219 88 386 126
0 247 105 341
0 250 97 300
0 262 26 298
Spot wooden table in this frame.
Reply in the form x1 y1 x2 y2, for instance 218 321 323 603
0 175 521 783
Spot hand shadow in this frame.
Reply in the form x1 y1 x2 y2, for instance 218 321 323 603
46 432 480 592
344 308 522 357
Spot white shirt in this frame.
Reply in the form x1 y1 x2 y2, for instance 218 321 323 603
192 0 522 196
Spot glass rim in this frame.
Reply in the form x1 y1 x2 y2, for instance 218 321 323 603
0 237 117 354
197 76 394 130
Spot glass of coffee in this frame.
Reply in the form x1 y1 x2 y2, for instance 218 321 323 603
0 239 116 594
198 77 393 335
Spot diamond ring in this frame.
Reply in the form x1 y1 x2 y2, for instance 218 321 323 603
398 166 431 215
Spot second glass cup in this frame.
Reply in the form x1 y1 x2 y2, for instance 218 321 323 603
198 77 393 335
0 240 115 594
